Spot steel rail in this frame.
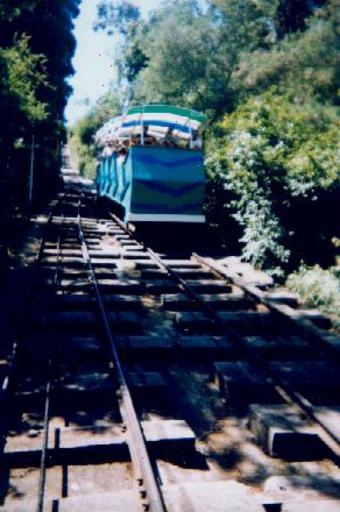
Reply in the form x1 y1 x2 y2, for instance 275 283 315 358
36 193 67 263
77 205 166 512
36 215 65 512
108 213 340 462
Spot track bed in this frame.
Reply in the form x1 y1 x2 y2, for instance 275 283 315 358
0 181 339 512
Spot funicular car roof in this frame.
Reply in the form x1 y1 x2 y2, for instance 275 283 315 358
95 104 207 147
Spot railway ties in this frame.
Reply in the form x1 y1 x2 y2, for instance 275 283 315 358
108 212 340 502
1 191 339 512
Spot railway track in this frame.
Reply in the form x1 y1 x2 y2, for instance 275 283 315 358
0 180 339 511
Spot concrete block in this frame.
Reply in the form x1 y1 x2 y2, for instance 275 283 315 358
90 258 121 266
175 312 218 334
123 247 146 254
117 335 236 359
60 371 113 394
243 336 314 359
41 279 91 292
260 475 340 512
214 362 279 404
134 260 159 269
119 240 139 246
186 279 232 294
122 251 149 259
249 404 327 459
108 311 142 333
142 419 196 453
180 335 229 351
269 362 340 403
53 425 129 464
56 490 136 512
171 268 213 279
164 480 263 512
43 248 82 256
57 336 102 356
218 311 295 336
43 256 84 266
264 288 299 307
88 249 121 257
163 260 201 268
162 293 254 311
141 268 169 280
37 312 96 334
4 429 44 467
313 406 340 442
54 295 95 310
293 309 332 329
282 499 340 512
42 259 84 269
96 279 143 294
103 295 143 310
144 280 180 294
119 335 175 351
129 371 167 392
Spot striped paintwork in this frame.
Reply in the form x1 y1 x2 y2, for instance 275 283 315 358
97 146 205 223
95 105 206 147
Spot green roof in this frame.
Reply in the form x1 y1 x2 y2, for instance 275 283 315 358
126 104 206 123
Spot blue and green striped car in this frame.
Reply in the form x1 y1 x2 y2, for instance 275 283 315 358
95 104 206 224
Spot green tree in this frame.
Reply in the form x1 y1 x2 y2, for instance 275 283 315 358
0 0 80 210
136 0 276 114
96 0 282 115
95 0 140 35
274 0 327 39
90 0 339 279
69 90 122 179
135 6 232 114
0 36 48 210
206 91 339 274
232 1 339 104
95 0 147 89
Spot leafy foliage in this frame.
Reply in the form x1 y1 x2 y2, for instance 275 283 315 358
95 0 276 114
0 36 48 124
206 92 339 274
286 264 340 327
233 3 339 103
89 0 339 278
95 0 147 88
69 91 122 179
94 0 140 36
136 9 230 113
0 0 80 212
273 0 327 38
0 36 48 209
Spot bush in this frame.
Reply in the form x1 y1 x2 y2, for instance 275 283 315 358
206 91 339 275
68 90 121 179
286 264 340 327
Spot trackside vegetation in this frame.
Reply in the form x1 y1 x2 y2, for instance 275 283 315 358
287 265 340 330
71 1 338 271
0 0 80 213
206 92 339 275
69 1 340 321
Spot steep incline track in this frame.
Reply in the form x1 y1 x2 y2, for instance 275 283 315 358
0 178 339 512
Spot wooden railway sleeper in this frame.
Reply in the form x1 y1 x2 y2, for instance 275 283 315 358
193 254 340 359
77 201 167 512
108 212 340 463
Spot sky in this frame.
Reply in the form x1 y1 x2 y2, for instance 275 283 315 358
65 0 164 125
